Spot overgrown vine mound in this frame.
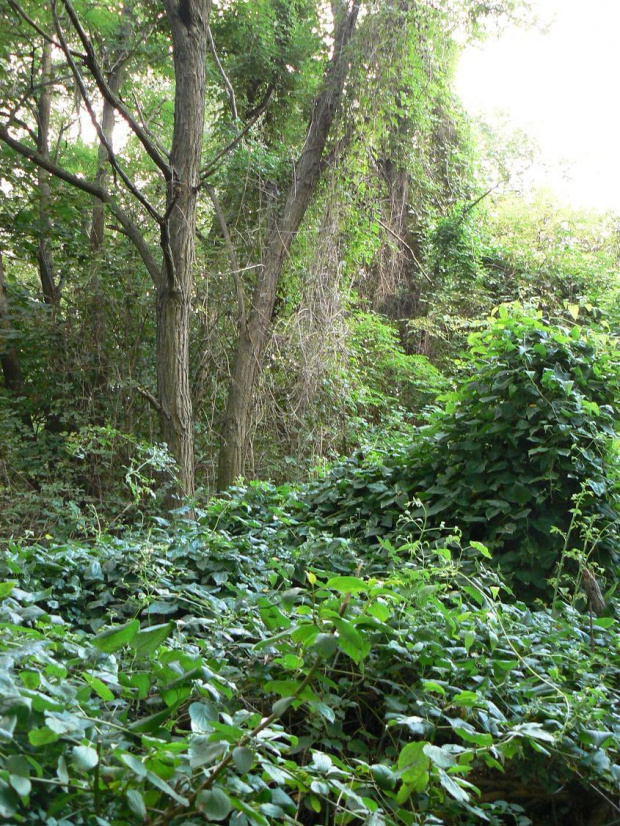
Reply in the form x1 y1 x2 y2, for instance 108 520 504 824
0 482 619 825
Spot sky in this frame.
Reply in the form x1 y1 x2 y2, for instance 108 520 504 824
456 0 620 212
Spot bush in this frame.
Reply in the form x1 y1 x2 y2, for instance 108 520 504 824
310 307 620 598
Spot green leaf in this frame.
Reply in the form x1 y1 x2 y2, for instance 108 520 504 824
92 619 140 653
81 673 115 701
469 541 492 559
312 751 333 772
145 768 188 805
232 746 254 775
437 768 470 802
0 582 16 599
0 786 17 818
189 702 217 733
326 576 367 593
272 697 294 716
371 764 396 791
397 741 430 791
189 737 225 769
28 727 58 747
127 789 147 821
118 751 147 778
9 773 30 797
313 632 338 658
333 618 371 663
423 744 457 769
131 622 174 657
452 690 480 707
196 787 232 820
72 745 99 771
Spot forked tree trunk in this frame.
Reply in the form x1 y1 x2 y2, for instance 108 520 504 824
217 1 360 489
158 0 210 499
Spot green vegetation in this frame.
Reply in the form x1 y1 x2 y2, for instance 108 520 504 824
1 1 620 823
1 480 619 824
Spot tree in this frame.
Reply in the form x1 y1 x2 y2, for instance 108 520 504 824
0 0 210 498
217 0 360 489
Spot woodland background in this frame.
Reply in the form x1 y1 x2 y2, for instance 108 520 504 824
1 2 620 824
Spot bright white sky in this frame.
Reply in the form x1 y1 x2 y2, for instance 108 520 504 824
456 0 620 212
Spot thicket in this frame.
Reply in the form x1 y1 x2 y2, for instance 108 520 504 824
2 3 620 822
1 478 619 824
1 304 620 823
311 308 620 597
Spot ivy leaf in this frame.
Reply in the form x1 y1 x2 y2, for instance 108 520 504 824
131 622 174 657
92 620 140 654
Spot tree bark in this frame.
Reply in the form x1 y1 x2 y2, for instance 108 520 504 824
217 0 360 489
37 41 58 306
0 253 26 393
158 0 211 499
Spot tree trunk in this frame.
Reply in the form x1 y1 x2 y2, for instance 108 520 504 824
90 71 123 252
37 41 58 306
217 0 360 489
159 0 211 499
0 253 26 394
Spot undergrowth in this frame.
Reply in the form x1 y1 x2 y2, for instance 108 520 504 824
0 494 618 825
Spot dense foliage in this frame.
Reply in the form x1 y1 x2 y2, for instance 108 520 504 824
311 309 620 598
2 2 620 824
0 484 619 825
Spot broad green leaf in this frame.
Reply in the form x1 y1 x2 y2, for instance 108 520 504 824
72 745 99 771
313 633 338 658
81 673 114 701
371 764 396 791
8 774 30 797
189 701 217 733
189 737 225 769
0 786 17 818
28 727 58 747
0 582 16 599
92 619 140 653
196 787 231 820
131 622 174 657
145 768 188 805
126 789 147 821
333 618 371 663
118 751 147 778
397 741 430 791
423 744 457 769
469 541 492 559
272 697 294 716
437 768 470 802
312 751 333 772
232 746 254 775
325 576 367 593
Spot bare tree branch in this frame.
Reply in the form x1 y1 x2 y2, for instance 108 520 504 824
206 25 237 121
51 0 163 224
205 184 246 327
0 125 162 284
58 0 172 180
197 84 274 187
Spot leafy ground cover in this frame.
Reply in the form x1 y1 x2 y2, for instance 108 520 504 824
0 487 619 824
